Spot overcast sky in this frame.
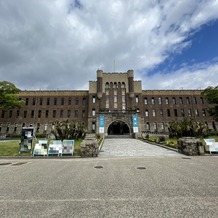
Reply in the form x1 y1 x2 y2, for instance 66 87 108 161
0 0 218 91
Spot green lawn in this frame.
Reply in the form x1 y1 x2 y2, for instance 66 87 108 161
0 139 83 156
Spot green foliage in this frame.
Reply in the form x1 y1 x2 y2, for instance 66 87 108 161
201 86 218 121
167 118 208 138
0 81 24 111
51 119 86 141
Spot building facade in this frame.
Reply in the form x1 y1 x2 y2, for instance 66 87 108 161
0 70 217 137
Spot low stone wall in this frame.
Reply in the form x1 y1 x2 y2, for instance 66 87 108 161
80 134 99 157
178 137 204 156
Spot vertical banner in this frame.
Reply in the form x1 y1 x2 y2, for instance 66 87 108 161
132 115 139 133
99 115 105 133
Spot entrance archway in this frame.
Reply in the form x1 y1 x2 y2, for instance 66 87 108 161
107 121 130 135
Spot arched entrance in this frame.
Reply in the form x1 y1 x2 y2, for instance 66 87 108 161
108 121 130 135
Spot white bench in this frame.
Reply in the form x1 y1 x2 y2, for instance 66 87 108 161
204 139 218 155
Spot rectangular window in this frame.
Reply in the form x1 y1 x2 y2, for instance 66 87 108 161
92 109 95 116
195 109 199 116
67 110 71 118
68 97 72 105
193 97 197 104
188 109 192 117
39 98 43 105
92 96 96 104
174 109 178 117
82 110 85 118
202 109 206 116
24 111 27 118
145 110 149 117
160 109 163 117
54 97 57 105
53 110 56 118
122 95 125 103
45 110 49 118
144 97 148 105
75 110 78 118
167 109 171 117
166 97 169 104
146 122 150 130
25 98 29 105
181 109 185 117
82 97 86 105
179 97 183 104
152 109 156 117
172 97 176 104
114 96 118 103
161 122 165 130
154 122 157 130
47 98 50 105
31 110 34 118
61 98 64 105
151 97 155 104
75 97 79 105
60 110 63 118
136 95 139 103
33 98 36 105
186 97 190 104
38 110 41 118
200 97 204 104
158 97 162 104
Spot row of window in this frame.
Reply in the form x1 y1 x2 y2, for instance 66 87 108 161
1 109 86 119
140 96 204 105
145 108 206 117
105 82 126 89
22 97 87 106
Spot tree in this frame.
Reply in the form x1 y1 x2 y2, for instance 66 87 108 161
201 86 218 121
0 81 24 111
51 120 86 141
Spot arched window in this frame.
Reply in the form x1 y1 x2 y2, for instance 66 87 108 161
113 82 117 89
121 82 126 89
105 82 109 89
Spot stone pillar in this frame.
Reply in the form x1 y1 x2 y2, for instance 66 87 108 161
97 70 103 99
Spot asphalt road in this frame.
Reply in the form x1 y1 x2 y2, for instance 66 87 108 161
0 156 218 218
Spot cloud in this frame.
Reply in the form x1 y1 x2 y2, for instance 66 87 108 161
141 59 218 90
0 0 218 90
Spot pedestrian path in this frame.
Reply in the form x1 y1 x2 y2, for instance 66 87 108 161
99 138 182 157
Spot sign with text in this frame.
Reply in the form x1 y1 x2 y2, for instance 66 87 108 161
132 115 139 133
99 115 105 133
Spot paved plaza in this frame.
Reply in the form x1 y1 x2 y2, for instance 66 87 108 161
0 139 218 217
99 138 182 157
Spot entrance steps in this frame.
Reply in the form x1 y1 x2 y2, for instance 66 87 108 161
106 135 131 139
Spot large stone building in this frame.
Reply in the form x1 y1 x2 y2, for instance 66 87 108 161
0 70 217 137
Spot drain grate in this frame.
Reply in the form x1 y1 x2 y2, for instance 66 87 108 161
137 167 146 170
0 162 12 166
94 166 103 169
11 162 28 166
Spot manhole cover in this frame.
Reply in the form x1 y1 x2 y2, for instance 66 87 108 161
0 163 11 166
94 166 103 169
137 167 146 170
182 157 191 160
11 162 28 166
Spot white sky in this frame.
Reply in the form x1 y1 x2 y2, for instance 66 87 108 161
0 0 218 90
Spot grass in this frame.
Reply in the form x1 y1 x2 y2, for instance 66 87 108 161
0 139 83 157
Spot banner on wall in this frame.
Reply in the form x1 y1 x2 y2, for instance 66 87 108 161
132 115 139 133
99 115 105 133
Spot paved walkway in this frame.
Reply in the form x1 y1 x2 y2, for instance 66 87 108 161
99 138 182 157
